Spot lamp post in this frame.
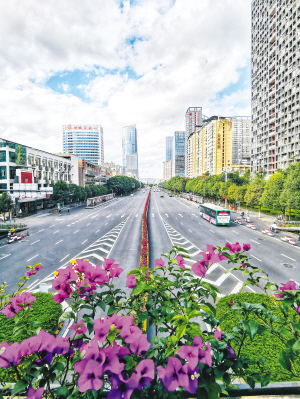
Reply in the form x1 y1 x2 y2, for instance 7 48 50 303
222 162 231 209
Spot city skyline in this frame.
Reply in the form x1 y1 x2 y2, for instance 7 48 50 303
0 0 252 178
122 124 139 179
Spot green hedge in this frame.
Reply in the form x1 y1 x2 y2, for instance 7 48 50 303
0 292 62 383
216 292 300 382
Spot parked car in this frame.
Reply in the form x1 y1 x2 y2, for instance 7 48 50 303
281 235 295 244
246 223 257 230
262 228 274 237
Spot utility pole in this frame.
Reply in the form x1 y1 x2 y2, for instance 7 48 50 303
222 163 231 209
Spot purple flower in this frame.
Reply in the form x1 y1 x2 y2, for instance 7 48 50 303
199 244 222 265
26 387 44 399
191 260 206 277
120 325 143 344
76 358 104 392
79 337 102 360
177 345 199 371
34 264 43 271
181 364 198 394
130 334 151 356
27 270 37 277
154 258 165 268
0 341 21 368
157 356 189 392
279 281 297 292
243 243 251 251
0 292 37 318
69 319 87 336
108 373 139 399
193 336 212 367
126 275 136 289
135 359 155 390
296 306 300 314
93 318 112 343
52 266 77 291
102 342 124 375
175 255 186 270
103 258 116 270
226 345 235 359
214 330 223 341
109 264 124 279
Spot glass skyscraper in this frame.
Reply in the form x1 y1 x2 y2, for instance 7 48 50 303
63 125 104 164
166 136 173 162
173 131 185 177
122 125 139 179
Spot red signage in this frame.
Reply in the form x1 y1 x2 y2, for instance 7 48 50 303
21 172 32 184
222 197 227 199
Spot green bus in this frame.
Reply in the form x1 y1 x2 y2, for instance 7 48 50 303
199 203 231 226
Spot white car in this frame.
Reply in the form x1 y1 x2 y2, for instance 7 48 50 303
130 194 134 197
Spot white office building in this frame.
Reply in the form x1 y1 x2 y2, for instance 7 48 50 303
63 124 104 165
185 107 203 176
163 161 172 181
251 0 300 175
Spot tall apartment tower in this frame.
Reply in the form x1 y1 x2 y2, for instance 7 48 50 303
251 0 300 175
173 131 185 177
122 125 139 179
166 136 173 162
63 125 104 164
185 107 202 176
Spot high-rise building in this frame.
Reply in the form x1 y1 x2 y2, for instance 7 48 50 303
63 125 104 165
251 0 300 175
166 136 173 162
187 117 251 177
122 125 139 179
163 161 172 181
173 131 185 177
185 107 203 176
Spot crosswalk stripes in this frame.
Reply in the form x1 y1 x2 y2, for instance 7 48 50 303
28 217 130 293
161 220 254 297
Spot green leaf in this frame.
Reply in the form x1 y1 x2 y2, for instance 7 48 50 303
125 355 134 370
246 377 255 389
293 322 300 334
242 320 259 340
107 306 117 316
56 386 70 397
59 311 76 323
292 339 300 352
261 374 270 388
55 362 65 371
136 310 148 323
176 325 186 339
279 350 292 371
97 300 106 312
11 380 27 396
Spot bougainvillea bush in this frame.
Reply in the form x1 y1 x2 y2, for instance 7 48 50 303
139 191 150 267
0 242 299 398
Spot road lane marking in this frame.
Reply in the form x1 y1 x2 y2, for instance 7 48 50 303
281 254 296 262
73 230 79 234
232 230 239 234
55 240 63 245
67 224 71 226
27 254 39 262
193 214 197 217
165 214 169 217
31 240 40 245
26 279 39 290
96 230 99 233
251 255 262 262
178 214 183 217
209 229 214 233
87 223 90 226
60 254 69 262
37 229 45 233
188 229 192 233
106 214 112 218
199 222 202 225
121 214 125 218
53 230 59 234
82 239 88 244
0 254 11 261
152 214 154 217
181 222 183 225
250 239 260 245
105 223 108 225
135 214 138 217
49 225 55 228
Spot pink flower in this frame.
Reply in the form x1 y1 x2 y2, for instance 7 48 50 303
274 293 282 299
154 258 165 268
69 319 87 336
0 292 36 318
225 242 241 253
108 264 124 279
243 243 251 251
27 270 37 277
214 330 223 341
175 255 186 270
27 387 44 399
199 244 222 265
242 263 246 268
103 258 116 270
191 260 206 277
230 299 234 306
296 306 300 314
279 281 297 292
177 344 199 370
130 334 151 357
126 275 136 289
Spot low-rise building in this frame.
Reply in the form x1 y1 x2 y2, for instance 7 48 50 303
78 159 112 186
102 161 123 176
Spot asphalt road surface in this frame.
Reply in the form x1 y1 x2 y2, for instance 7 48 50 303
149 191 300 297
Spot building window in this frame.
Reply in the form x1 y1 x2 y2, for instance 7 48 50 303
9 152 16 163
0 166 6 179
0 184 7 190
0 151 6 162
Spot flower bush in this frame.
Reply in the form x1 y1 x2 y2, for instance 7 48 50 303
0 242 299 398
139 191 150 268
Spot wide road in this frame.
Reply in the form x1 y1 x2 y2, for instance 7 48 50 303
148 190 300 297
0 191 148 294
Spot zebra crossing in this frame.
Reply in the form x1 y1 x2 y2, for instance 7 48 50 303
162 220 254 297
28 217 130 293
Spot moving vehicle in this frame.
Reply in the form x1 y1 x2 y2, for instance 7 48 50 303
160 194 164 198
262 228 274 237
199 203 231 226
246 223 257 230
281 235 295 244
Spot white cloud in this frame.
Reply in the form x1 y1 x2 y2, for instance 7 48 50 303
0 0 251 178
